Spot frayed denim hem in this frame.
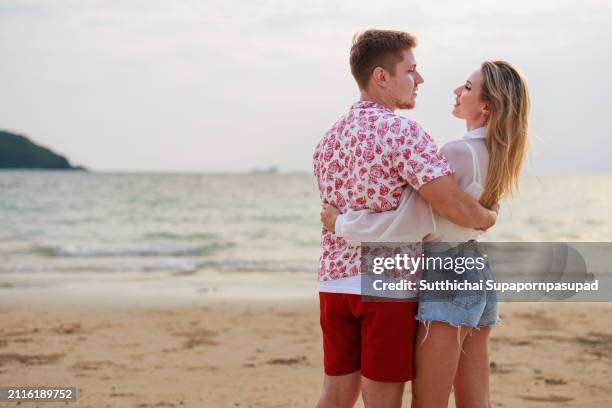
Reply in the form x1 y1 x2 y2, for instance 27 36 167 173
414 317 500 350
477 317 502 328
415 316 502 329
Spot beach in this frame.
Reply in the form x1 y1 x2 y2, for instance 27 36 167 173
1 271 612 408
1 172 612 407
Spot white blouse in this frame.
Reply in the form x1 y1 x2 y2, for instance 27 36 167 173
335 127 490 244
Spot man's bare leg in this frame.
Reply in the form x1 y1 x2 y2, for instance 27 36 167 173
316 371 361 408
361 376 405 408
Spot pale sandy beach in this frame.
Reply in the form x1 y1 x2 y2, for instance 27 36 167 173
1 271 611 408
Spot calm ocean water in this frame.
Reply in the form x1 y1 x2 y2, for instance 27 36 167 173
1 171 611 275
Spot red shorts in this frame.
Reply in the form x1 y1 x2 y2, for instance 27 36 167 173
319 292 417 382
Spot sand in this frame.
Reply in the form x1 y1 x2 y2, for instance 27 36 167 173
1 272 612 407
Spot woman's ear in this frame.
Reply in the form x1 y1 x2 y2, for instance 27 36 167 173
482 103 491 117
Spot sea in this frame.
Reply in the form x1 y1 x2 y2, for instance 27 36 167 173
1 171 611 277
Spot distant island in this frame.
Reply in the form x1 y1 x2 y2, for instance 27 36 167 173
0 130 86 170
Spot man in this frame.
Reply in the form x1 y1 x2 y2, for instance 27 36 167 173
313 30 497 408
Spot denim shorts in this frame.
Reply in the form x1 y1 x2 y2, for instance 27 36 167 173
416 243 500 329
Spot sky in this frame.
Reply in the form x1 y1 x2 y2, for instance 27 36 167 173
1 0 611 173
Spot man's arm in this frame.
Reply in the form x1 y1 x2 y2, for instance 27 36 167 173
418 175 497 230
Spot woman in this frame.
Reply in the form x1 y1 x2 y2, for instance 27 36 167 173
320 60 530 407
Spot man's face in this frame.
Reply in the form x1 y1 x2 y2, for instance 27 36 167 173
387 48 424 110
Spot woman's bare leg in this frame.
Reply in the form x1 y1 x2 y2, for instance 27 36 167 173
411 322 472 408
453 327 492 408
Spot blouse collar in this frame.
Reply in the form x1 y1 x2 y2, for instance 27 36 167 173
463 127 486 139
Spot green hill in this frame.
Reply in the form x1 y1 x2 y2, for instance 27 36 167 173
0 130 84 170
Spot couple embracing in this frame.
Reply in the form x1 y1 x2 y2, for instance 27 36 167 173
313 29 530 407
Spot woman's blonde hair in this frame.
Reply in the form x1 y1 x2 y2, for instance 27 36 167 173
479 60 531 208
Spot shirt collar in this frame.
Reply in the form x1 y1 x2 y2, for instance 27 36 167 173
463 127 486 140
351 100 393 113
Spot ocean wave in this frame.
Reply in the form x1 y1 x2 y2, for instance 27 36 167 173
32 242 232 258
142 231 220 241
209 259 316 273
0 259 202 274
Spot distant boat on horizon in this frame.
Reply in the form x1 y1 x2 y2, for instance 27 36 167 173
250 165 279 174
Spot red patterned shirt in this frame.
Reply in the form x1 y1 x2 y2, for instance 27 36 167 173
313 101 454 281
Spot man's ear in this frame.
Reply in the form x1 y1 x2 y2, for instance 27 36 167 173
371 67 388 89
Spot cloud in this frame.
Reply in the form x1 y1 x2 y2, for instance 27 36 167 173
0 0 610 173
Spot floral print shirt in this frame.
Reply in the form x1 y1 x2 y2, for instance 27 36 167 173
313 101 454 281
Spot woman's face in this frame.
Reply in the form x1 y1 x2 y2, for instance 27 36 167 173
452 69 488 123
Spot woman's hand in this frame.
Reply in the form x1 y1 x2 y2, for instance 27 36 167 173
320 204 340 233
